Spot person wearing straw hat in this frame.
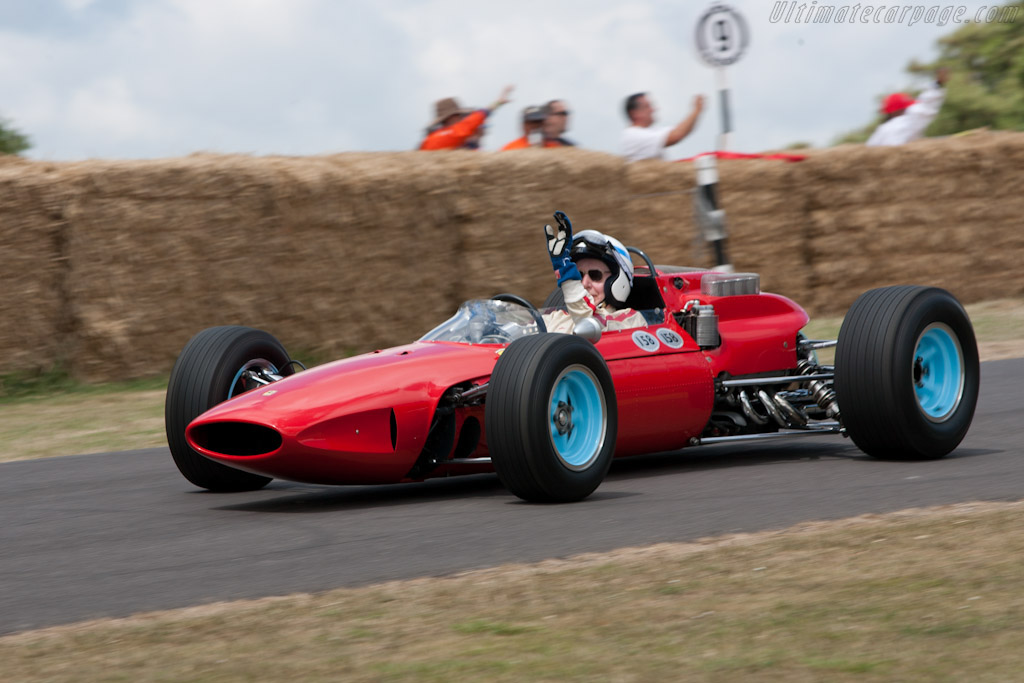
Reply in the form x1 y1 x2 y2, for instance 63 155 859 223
419 85 514 150
867 68 949 147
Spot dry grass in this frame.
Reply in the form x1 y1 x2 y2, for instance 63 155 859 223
0 389 164 461
2 301 1022 679
0 298 1021 463
801 297 1024 366
3 501 1024 681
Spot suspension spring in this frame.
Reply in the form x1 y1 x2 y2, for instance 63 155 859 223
797 358 840 418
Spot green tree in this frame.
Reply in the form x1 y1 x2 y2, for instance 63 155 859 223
0 116 31 155
835 2 1024 144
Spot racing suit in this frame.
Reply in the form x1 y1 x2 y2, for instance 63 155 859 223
542 278 647 334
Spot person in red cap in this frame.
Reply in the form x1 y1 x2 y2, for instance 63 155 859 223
419 85 513 151
866 68 949 147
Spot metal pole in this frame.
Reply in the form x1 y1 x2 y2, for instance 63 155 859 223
717 66 731 151
695 154 733 272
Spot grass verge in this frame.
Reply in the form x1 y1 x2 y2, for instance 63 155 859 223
3 501 1023 681
1 298 1021 463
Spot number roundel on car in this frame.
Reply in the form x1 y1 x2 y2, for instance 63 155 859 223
656 328 685 349
632 330 660 352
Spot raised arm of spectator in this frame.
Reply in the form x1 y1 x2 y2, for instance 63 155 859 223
896 69 948 142
490 84 514 111
420 110 488 150
420 85 515 151
665 95 705 147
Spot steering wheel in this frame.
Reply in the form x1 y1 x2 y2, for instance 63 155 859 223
491 293 548 334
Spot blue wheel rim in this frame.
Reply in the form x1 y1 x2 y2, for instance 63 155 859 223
912 323 964 423
547 365 607 471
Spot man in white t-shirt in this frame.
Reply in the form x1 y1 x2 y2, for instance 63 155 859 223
866 68 949 147
621 92 705 162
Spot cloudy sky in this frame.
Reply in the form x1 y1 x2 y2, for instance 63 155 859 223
0 0 1010 161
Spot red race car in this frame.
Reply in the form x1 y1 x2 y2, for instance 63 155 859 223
165 245 979 503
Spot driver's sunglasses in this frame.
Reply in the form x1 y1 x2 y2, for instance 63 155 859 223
582 269 610 283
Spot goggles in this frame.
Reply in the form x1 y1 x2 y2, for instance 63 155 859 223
581 268 610 283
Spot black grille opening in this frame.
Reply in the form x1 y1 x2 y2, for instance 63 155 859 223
453 417 481 459
191 422 283 456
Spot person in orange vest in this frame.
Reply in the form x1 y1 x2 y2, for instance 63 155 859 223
501 105 550 150
419 85 514 151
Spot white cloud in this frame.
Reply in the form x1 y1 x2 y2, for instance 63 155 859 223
0 0 1004 160
60 0 98 11
66 77 158 141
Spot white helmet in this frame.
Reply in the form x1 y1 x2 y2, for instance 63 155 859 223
570 230 633 308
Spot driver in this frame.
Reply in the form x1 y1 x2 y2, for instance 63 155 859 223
543 211 647 334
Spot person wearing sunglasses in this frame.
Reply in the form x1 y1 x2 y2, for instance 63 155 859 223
542 100 576 147
543 211 646 334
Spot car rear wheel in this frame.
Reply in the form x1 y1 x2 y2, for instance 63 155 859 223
485 334 617 502
834 286 979 460
165 326 292 491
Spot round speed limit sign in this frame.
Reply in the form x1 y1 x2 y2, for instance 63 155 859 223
695 4 749 67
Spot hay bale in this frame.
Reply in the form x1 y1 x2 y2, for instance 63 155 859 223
0 167 70 375
61 154 471 378
453 148 628 308
3 131 1024 381
624 161 699 267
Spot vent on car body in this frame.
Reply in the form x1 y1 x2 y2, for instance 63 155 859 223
701 272 761 297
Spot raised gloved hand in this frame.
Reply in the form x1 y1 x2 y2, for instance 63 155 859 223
545 211 580 284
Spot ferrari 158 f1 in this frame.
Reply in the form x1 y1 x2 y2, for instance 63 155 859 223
165 248 979 503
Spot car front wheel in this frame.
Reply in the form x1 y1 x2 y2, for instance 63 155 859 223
165 326 293 491
485 334 617 502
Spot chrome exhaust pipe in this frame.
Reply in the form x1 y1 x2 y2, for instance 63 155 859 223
738 389 769 425
757 389 790 428
772 392 808 427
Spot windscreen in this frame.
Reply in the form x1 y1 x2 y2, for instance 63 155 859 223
419 300 543 345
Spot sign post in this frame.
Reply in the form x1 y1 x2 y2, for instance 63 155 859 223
694 4 748 272
695 4 748 150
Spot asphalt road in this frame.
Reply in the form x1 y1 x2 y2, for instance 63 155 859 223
2 358 1021 635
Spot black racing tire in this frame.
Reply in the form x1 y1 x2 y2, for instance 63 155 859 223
834 286 979 460
542 287 566 311
485 334 617 503
165 326 292 491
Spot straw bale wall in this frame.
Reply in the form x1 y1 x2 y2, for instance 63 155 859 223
0 161 71 374
1 131 1021 382
796 132 1024 313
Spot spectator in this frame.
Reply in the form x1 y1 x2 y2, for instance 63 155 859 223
866 68 949 147
463 125 488 150
621 92 704 162
543 99 576 147
419 85 513 151
501 105 549 150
